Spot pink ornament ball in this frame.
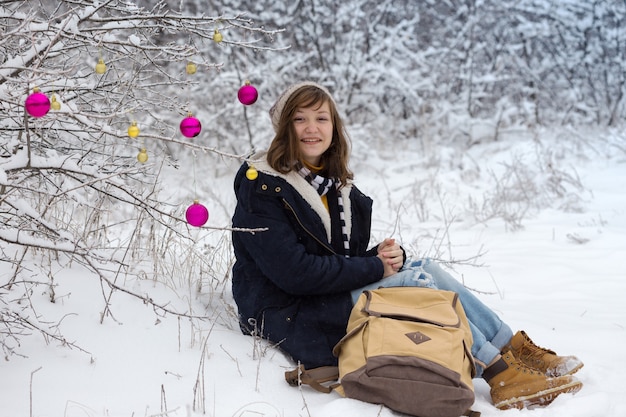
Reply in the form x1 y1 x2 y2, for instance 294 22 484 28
180 116 202 138
238 84 258 105
25 91 51 118
186 201 209 227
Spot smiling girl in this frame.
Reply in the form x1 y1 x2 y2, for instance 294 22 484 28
231 82 582 410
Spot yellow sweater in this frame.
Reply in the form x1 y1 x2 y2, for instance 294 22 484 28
302 160 329 212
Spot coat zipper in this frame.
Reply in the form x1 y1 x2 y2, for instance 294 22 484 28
282 198 337 255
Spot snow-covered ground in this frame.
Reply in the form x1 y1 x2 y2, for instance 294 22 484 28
2 127 625 417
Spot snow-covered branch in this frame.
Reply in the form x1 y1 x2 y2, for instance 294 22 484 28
0 0 284 359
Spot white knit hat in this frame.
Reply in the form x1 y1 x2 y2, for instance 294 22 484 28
269 81 335 132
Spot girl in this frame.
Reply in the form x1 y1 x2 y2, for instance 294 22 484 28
231 82 583 410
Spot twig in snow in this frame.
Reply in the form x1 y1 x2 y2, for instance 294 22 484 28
30 366 42 417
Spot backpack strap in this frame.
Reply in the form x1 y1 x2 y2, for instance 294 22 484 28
284 365 340 394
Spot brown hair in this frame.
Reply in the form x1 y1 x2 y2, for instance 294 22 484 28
266 85 353 186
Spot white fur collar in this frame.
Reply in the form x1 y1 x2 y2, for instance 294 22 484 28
249 151 353 243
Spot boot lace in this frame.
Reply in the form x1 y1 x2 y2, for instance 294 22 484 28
518 333 556 369
503 352 540 375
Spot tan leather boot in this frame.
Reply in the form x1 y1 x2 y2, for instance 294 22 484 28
504 331 584 377
484 350 582 410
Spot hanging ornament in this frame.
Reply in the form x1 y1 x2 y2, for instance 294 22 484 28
25 87 51 118
180 113 202 138
238 80 258 105
50 94 61 111
186 61 197 75
185 200 209 227
95 57 107 74
246 164 258 180
128 121 140 138
213 28 223 43
137 148 148 163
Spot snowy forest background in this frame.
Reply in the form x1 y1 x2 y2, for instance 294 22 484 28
1 0 625 416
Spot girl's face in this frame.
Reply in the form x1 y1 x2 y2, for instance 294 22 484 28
293 101 333 166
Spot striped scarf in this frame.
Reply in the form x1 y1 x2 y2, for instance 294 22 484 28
298 165 350 258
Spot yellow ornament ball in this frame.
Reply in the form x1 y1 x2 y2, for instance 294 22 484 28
246 166 258 180
137 149 148 163
213 28 223 43
128 122 140 138
95 58 107 74
186 61 197 75
50 95 61 111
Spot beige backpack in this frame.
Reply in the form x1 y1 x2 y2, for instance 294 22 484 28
286 287 479 417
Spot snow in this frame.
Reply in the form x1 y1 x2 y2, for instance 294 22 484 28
129 34 142 46
1 128 626 417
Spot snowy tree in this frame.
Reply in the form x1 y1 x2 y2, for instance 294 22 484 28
0 0 282 358
225 0 626 146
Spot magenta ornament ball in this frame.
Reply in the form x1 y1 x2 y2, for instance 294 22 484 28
186 202 209 227
238 84 258 105
180 116 202 138
25 91 51 118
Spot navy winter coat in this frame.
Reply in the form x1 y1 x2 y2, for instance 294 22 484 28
231 152 385 368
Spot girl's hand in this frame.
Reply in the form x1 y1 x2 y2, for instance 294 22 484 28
377 238 404 277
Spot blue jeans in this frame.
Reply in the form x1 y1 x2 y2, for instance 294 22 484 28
351 258 513 377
